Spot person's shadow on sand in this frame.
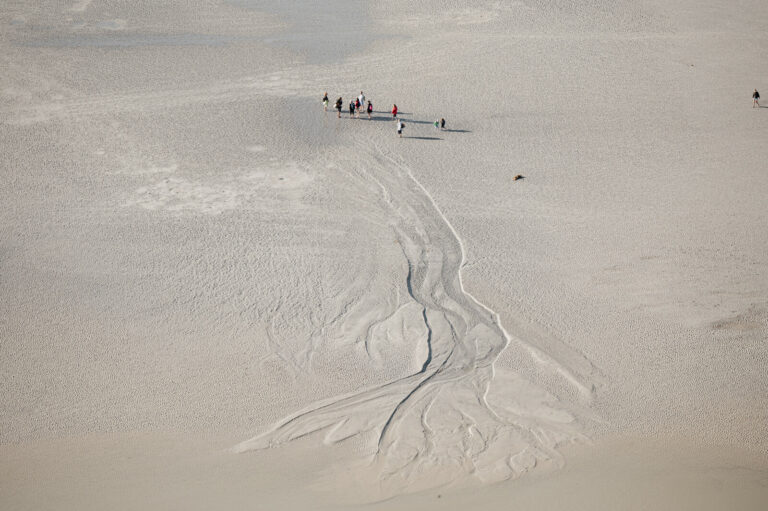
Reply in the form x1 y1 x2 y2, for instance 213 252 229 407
347 111 470 135
400 119 434 125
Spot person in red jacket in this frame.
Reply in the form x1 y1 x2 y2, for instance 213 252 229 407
392 104 398 118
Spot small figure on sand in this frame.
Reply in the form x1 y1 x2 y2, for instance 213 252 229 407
322 92 328 111
440 118 446 130
349 100 355 118
433 120 440 130
392 104 398 118
358 91 365 108
753 89 760 108
335 97 343 118
355 97 361 118
367 100 373 120
397 119 404 138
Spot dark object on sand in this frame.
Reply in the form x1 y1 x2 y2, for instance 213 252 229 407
513 174 524 181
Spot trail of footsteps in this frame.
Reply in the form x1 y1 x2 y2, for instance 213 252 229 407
236 143 593 489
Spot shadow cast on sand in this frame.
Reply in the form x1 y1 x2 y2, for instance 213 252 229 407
330 111 471 135
400 119 434 125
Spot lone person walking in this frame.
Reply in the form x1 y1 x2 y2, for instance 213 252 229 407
392 104 398 118
397 119 404 138
753 89 760 108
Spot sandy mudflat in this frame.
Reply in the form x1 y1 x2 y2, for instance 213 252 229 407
1 0 767 509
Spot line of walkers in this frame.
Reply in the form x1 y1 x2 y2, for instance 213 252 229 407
324 91 375 120
323 91 447 137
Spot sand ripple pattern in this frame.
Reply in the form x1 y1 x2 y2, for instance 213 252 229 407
236 144 593 490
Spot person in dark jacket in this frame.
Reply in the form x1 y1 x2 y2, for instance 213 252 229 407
335 97 343 118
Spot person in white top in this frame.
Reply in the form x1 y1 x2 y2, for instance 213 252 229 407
358 91 365 107
397 119 404 138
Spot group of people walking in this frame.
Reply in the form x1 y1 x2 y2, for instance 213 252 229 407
324 91 375 120
322 91 447 138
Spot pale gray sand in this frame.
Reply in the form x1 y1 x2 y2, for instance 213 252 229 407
1 0 767 508
1 433 766 510
231 0 390 64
